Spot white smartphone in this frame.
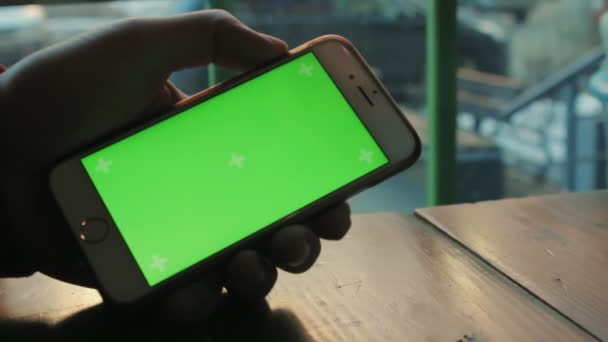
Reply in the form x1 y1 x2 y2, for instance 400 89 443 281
50 35 421 304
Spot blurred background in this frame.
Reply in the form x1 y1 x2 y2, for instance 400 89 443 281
1 0 606 213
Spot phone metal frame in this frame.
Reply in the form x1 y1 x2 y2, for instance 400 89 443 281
49 35 421 304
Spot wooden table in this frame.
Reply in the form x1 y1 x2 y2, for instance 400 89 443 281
1 208 598 340
417 190 608 341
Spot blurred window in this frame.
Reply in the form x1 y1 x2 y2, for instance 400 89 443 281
1 0 604 212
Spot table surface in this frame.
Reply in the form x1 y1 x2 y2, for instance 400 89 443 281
0 212 597 340
417 190 608 341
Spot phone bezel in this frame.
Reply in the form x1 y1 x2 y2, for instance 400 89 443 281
49 35 421 304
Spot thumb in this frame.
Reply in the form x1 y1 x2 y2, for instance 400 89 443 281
126 10 288 75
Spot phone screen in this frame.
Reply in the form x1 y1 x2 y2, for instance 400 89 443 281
81 52 388 286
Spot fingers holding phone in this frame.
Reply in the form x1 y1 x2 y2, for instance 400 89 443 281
159 203 349 322
49 34 419 305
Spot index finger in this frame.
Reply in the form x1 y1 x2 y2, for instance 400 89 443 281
306 202 352 240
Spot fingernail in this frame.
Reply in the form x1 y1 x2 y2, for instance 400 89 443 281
287 242 311 268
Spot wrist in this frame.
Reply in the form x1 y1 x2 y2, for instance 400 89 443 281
0 199 36 278
0 64 36 278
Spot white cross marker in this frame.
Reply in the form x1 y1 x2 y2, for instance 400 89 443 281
359 149 374 164
95 157 113 174
299 63 314 77
229 153 246 169
150 255 168 272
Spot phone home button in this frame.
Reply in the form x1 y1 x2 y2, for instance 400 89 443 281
79 218 109 243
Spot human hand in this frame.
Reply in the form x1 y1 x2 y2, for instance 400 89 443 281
0 10 351 318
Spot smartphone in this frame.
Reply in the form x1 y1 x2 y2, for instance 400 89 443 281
50 35 421 304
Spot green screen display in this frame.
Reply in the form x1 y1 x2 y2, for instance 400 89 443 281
82 52 388 286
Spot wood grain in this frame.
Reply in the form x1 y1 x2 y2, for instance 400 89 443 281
0 273 101 324
416 190 608 340
0 213 595 340
268 213 592 341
